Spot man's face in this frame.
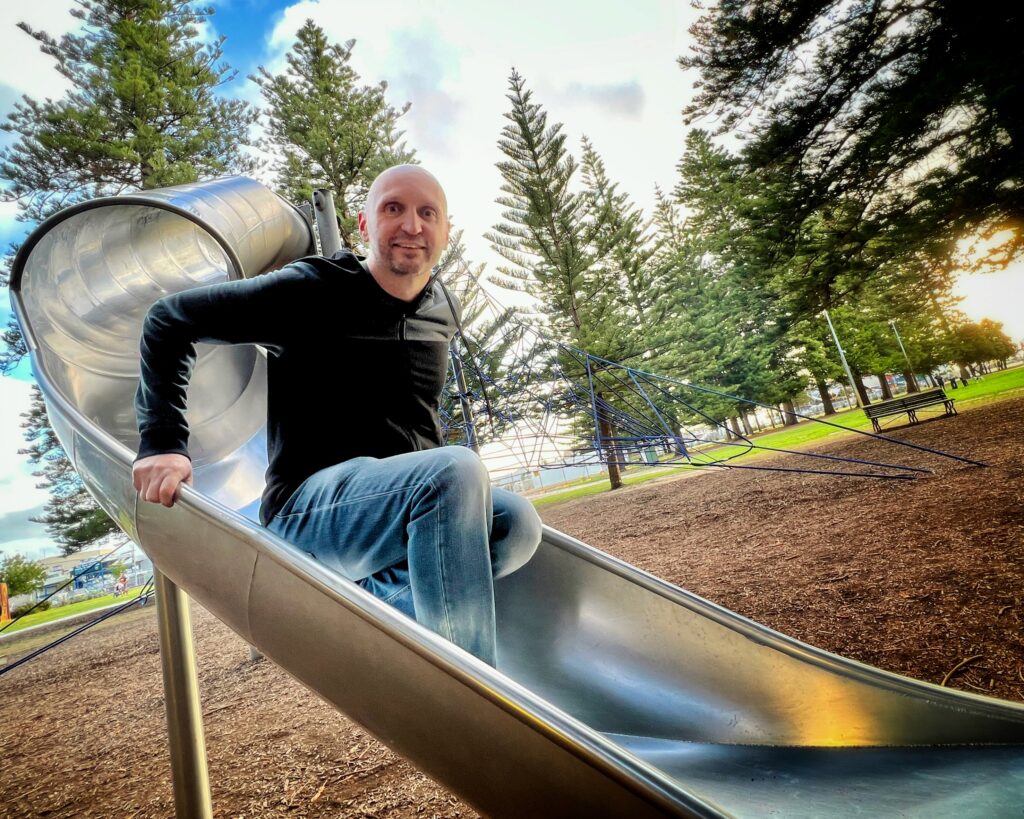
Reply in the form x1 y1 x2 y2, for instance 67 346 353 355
359 168 450 281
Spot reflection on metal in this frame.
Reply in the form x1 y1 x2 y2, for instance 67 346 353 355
155 570 213 819
312 188 341 257
11 176 1024 818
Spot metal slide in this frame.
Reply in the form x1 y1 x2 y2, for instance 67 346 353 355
11 177 1024 818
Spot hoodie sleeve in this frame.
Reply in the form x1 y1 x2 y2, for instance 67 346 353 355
134 263 317 461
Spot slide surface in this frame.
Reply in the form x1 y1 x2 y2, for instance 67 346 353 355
11 177 1024 818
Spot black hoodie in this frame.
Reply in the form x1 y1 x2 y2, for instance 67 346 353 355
134 251 460 525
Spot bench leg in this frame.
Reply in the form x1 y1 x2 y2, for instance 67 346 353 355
908 410 918 424
872 419 881 433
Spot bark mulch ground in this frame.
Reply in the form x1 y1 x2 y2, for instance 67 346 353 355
1 397 1021 817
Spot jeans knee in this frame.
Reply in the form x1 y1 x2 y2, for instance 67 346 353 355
432 446 489 494
492 495 542 579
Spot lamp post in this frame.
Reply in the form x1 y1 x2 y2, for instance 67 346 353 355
888 320 917 389
823 309 863 408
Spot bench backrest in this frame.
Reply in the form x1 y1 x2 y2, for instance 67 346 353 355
863 388 949 417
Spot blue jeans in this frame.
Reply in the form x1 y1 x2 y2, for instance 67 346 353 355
266 446 542 666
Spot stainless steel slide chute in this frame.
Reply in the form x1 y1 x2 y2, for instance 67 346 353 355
11 177 1024 818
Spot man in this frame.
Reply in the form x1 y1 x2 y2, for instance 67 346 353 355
133 165 541 666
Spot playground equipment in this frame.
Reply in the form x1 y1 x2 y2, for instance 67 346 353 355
10 177 1024 817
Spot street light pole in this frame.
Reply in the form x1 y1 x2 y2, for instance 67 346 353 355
823 309 863 408
889 319 916 382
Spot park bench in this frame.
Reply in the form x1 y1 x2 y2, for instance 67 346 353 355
862 387 957 432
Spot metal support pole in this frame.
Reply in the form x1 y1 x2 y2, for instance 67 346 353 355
823 309 863 408
154 570 213 819
312 189 343 258
449 346 478 453
889 320 916 375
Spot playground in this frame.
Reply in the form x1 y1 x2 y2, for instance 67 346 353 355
2 392 1021 817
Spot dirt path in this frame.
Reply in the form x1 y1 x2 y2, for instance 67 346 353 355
1 398 1021 816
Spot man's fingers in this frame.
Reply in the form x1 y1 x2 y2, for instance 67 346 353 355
133 454 191 507
143 477 162 505
158 473 181 508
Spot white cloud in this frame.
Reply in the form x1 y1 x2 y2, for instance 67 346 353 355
1 536 59 562
0 199 21 238
259 0 703 270
560 81 646 118
0 1 79 104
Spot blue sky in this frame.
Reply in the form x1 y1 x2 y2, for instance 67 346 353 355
1 0 1022 560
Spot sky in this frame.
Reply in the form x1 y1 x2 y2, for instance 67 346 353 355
1 0 1022 561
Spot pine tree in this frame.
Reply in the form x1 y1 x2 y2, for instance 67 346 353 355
579 137 659 334
0 0 257 551
253 20 415 247
681 1 1024 290
653 130 807 428
489 73 604 345
487 71 649 487
20 386 118 555
1 0 256 221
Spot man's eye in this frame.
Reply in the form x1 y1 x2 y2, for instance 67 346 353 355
385 203 401 214
423 208 436 219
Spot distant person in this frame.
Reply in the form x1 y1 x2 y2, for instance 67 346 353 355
936 375 945 389
131 165 542 666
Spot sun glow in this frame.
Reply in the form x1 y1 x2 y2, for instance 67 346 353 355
953 261 1024 342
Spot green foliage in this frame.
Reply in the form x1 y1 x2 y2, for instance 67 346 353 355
253 20 415 247
488 71 604 345
487 71 668 484
680 0 1024 297
0 0 257 221
649 130 807 423
951 320 1017 367
11 599 51 619
0 554 48 597
579 137 660 333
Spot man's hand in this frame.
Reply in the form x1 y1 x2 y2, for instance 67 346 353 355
133 453 193 508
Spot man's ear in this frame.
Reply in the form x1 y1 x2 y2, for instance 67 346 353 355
357 211 369 242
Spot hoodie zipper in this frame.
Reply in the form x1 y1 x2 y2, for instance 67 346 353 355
399 315 407 340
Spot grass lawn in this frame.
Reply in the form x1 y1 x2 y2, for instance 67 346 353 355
533 364 1024 508
1 587 145 636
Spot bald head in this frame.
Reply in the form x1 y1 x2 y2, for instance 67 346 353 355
365 164 448 220
358 164 451 301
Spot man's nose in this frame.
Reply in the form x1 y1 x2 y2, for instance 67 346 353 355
401 210 423 234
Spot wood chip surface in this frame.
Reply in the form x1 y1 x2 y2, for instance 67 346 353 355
2 397 1020 816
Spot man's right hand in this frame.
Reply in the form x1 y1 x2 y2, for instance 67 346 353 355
133 453 193 508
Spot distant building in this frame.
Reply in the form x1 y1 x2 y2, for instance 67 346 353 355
31 542 151 602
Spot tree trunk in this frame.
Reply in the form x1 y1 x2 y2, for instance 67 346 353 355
903 370 920 393
729 417 743 439
855 375 872 407
740 412 754 436
780 399 799 426
598 412 623 490
875 372 893 400
814 375 836 415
